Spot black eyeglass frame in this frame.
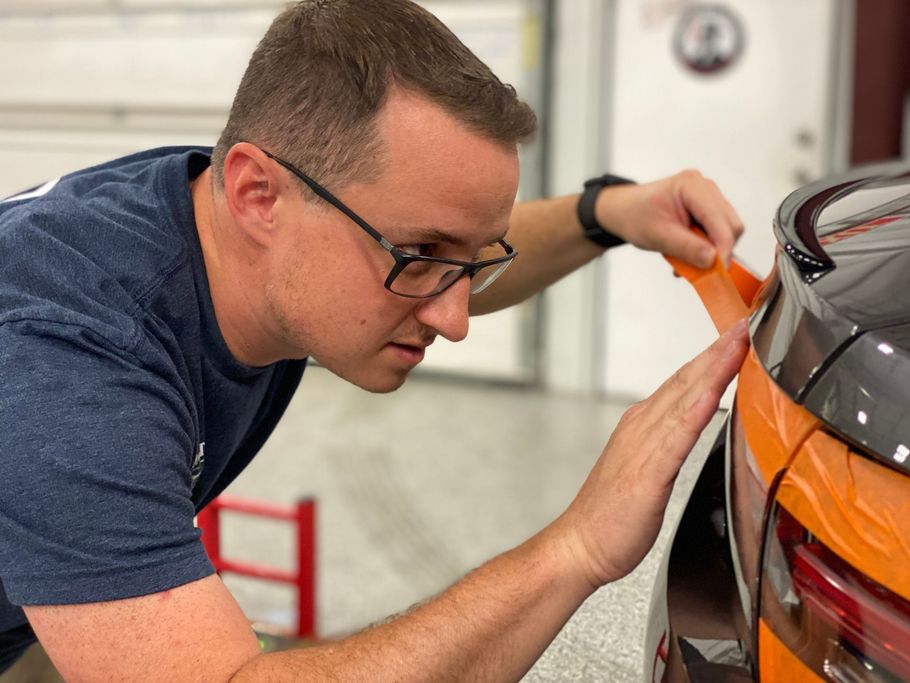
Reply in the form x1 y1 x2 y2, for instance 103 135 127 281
261 148 517 299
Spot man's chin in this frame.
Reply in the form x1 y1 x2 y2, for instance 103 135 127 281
356 371 409 394
325 364 412 394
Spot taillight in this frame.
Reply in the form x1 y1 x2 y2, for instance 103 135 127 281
760 503 910 682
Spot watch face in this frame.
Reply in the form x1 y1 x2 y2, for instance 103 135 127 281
673 4 745 76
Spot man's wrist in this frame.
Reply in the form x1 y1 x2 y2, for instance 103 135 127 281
540 514 605 595
577 174 635 250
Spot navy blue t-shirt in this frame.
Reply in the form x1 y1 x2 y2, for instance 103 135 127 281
0 147 306 671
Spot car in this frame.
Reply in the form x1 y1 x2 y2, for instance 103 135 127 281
644 163 910 682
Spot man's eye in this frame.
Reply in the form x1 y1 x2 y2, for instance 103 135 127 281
400 244 434 257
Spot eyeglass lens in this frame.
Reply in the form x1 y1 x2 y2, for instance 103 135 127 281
388 258 513 297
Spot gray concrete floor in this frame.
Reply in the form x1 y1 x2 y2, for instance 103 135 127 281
221 365 723 682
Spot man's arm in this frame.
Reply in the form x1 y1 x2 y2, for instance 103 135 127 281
25 322 748 682
470 169 744 315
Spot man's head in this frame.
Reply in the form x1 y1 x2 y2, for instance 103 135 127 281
211 0 537 193
206 0 537 392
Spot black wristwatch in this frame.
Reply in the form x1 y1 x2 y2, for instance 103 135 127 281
577 174 635 249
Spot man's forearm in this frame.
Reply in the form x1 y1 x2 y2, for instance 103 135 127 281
469 194 607 316
230 520 594 682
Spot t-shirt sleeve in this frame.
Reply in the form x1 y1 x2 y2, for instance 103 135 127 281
0 320 213 606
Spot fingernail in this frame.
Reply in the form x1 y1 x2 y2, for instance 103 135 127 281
722 319 748 356
699 247 715 268
728 318 747 335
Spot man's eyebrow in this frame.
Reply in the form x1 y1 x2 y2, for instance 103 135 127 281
399 226 507 247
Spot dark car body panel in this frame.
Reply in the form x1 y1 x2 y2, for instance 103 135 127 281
756 163 910 475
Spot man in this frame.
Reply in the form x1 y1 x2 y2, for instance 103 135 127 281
0 1 747 680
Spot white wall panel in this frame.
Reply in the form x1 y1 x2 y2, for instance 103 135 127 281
0 11 270 109
540 0 611 394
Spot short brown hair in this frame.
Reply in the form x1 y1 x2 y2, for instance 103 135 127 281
211 0 537 192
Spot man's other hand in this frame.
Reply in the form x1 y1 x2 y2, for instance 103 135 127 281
556 319 749 588
594 170 745 268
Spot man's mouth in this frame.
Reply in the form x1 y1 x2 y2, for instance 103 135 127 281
386 339 433 366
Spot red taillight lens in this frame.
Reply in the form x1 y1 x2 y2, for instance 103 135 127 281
761 503 910 682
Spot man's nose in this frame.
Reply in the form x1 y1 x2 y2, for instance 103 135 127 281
414 275 471 343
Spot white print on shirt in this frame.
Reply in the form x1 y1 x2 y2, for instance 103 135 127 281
1 178 60 203
191 442 206 490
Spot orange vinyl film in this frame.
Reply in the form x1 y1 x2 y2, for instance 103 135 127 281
667 240 819 481
776 430 910 602
758 620 823 682
729 259 763 307
664 248 751 334
736 348 820 484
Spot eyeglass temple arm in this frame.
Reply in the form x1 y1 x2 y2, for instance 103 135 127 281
262 151 395 252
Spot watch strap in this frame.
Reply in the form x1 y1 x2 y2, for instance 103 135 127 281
578 174 635 249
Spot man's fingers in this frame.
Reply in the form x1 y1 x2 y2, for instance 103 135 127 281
702 206 745 266
661 226 716 269
638 319 749 434
633 322 748 475
679 176 743 265
677 318 748 406
562 321 748 586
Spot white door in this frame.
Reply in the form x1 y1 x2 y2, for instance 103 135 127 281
599 0 849 398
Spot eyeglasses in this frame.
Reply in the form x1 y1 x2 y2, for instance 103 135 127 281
261 149 517 299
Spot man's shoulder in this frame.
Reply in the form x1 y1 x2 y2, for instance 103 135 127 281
0 145 211 242
0 146 212 349
0 146 211 208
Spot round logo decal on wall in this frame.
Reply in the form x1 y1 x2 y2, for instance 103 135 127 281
673 5 745 75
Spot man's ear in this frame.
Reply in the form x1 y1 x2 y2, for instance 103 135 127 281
221 142 285 246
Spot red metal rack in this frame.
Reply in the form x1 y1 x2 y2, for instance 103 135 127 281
197 495 317 639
